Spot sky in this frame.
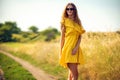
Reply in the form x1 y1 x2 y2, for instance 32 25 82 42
0 0 120 32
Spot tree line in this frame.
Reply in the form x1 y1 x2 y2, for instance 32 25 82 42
0 21 60 42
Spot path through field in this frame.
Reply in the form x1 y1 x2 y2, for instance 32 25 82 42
0 50 57 80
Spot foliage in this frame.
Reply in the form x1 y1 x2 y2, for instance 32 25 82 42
116 30 120 34
12 32 39 42
0 21 21 42
11 27 60 42
29 26 38 33
41 27 60 41
0 21 60 42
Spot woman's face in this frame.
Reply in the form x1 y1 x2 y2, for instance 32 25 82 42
66 5 74 16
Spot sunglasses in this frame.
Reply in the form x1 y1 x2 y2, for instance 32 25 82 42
66 8 74 11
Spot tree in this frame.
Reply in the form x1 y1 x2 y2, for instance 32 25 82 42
41 27 59 41
0 21 21 42
29 26 38 33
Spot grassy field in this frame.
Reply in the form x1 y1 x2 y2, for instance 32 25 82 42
0 32 120 80
0 53 36 80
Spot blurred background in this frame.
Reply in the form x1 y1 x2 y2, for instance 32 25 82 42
0 0 120 32
0 0 120 80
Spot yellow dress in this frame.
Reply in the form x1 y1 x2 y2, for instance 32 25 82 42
59 18 85 68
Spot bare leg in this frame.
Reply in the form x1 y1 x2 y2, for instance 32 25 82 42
67 63 78 80
68 70 73 80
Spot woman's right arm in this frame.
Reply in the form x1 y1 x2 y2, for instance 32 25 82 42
60 25 65 52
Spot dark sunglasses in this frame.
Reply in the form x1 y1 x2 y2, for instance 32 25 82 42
66 8 74 11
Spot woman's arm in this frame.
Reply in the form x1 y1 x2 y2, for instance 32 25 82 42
72 35 82 55
60 25 65 52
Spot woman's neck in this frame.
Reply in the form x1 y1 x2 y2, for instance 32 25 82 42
68 15 74 20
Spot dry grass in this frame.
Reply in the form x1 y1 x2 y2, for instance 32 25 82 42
0 32 120 80
79 32 120 80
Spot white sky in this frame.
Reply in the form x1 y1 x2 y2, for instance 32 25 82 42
0 0 120 32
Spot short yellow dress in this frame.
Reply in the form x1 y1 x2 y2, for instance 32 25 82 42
59 18 85 68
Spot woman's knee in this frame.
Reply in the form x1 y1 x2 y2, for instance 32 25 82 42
67 63 78 75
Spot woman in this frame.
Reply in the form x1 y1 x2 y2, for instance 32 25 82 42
59 3 85 80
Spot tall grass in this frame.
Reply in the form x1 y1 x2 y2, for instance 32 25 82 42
80 32 120 80
0 32 120 80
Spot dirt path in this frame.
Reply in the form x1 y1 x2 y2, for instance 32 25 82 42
0 50 57 80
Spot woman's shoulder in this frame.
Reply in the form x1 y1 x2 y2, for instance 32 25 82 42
60 18 65 25
60 17 69 25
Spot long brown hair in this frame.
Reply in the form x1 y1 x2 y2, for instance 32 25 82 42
61 3 82 26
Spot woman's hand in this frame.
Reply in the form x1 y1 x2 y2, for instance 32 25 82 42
72 47 78 55
72 36 81 55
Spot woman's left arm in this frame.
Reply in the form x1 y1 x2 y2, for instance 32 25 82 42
72 35 81 55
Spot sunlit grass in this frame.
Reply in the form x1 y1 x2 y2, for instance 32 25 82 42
80 32 120 80
0 42 67 80
0 32 120 80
